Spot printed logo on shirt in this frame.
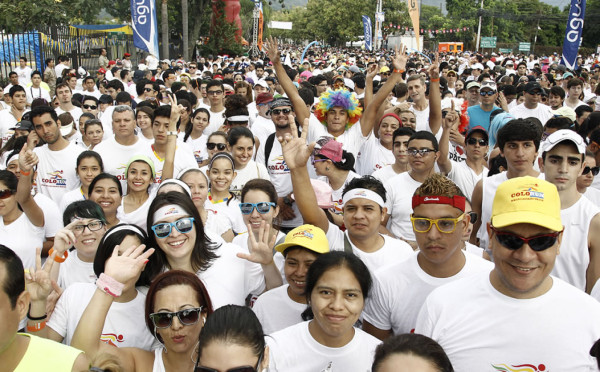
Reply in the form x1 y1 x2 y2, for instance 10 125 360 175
101 333 124 347
116 164 127 180
492 364 546 372
267 155 289 173
41 170 67 188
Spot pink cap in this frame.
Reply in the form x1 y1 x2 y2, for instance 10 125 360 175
292 179 334 209
314 137 343 162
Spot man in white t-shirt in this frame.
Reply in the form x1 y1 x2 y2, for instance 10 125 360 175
539 129 600 292
407 74 430 132
93 105 147 191
564 77 587 110
253 224 329 334
509 82 554 125
14 57 33 86
415 176 600 371
143 104 198 182
203 80 226 135
251 93 275 146
384 131 439 246
282 119 413 274
363 174 493 339
30 106 84 203
371 127 415 183
0 85 29 144
54 83 83 123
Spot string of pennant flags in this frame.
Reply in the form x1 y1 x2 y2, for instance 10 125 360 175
383 24 472 34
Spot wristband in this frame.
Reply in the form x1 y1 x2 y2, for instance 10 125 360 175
27 321 46 332
48 248 68 263
20 170 31 176
96 273 124 298
430 78 440 82
393 69 405 74
167 131 178 136
27 310 47 321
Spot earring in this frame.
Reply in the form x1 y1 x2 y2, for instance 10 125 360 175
202 316 206 324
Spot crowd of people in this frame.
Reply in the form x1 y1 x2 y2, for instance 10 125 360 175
2 37 600 371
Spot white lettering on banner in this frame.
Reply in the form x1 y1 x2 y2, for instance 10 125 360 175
566 1 584 43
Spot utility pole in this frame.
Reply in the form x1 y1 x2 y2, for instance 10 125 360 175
475 0 484 52
375 0 383 50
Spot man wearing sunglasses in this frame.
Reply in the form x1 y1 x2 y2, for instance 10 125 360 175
509 81 554 125
415 176 600 371
364 174 492 340
466 81 499 132
202 80 226 136
539 130 600 293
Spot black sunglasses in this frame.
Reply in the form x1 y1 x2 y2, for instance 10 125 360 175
207 142 227 151
467 211 478 224
150 307 203 329
82 104 97 110
491 226 562 252
0 189 15 199
466 138 488 146
583 166 600 176
271 108 292 116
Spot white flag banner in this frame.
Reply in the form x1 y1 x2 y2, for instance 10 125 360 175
268 21 293 30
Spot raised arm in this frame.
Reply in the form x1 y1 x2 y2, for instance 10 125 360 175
362 65 377 113
361 45 407 137
17 143 44 227
427 54 442 136
265 37 310 124
71 244 154 371
237 221 284 291
162 94 182 180
437 100 458 174
280 116 329 233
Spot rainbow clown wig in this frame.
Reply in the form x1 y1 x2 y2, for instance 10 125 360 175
314 88 362 129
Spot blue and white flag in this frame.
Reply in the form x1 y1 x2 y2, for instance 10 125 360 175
130 0 160 58
560 0 586 70
362 15 373 51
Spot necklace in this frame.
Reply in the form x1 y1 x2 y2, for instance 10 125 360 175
208 191 229 204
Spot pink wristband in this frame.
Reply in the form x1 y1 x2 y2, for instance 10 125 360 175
96 273 125 297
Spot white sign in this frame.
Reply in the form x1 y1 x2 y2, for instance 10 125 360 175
268 21 293 30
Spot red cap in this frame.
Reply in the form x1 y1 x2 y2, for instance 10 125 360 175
108 60 116 66
98 68 106 74
124 53 131 57
214 74 224 80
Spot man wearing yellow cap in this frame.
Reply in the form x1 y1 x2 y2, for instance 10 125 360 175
415 176 600 370
252 224 329 334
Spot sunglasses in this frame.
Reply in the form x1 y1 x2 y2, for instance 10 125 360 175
490 226 562 252
151 217 195 238
150 307 203 329
583 166 600 176
271 108 292 116
206 142 227 151
480 90 495 96
0 189 15 199
195 350 263 372
467 211 478 224
207 90 223 95
411 214 465 234
239 202 276 215
407 148 436 157
82 104 97 110
466 138 488 146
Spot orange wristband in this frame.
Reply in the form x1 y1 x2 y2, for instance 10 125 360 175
20 170 31 176
393 69 405 74
48 248 68 263
27 321 46 332
430 78 440 82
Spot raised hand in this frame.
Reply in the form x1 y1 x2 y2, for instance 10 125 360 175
18 143 39 172
392 43 408 72
52 220 80 256
167 94 183 131
279 116 315 171
428 53 440 81
443 99 458 130
104 244 154 284
25 248 55 302
265 36 281 64
366 64 378 80
26 130 39 150
237 221 277 265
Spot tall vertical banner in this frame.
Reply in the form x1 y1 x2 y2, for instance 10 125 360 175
257 1 264 50
362 15 373 51
407 0 420 51
130 0 160 58
561 0 586 70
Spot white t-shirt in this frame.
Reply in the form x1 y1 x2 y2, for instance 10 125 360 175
325 222 413 274
203 108 225 136
55 106 84 124
253 284 307 335
0 108 28 144
26 86 51 104
329 171 361 215
250 115 275 146
318 120 369 158
34 193 63 239
410 104 430 132
47 283 156 349
268 321 380 372
204 197 247 235
371 164 401 182
446 161 488 200
119 189 157 233
584 186 600 207
15 66 32 86
33 143 84 203
0 212 44 270
181 133 207 165
415 273 600 371
355 135 395 176
363 251 493 335
57 250 96 289
142 143 198 184
59 187 86 214
230 160 271 199
93 137 148 191
204 208 233 237
385 172 422 241
509 103 554 126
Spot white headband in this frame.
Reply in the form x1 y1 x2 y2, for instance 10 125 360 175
227 115 249 122
158 179 192 197
103 224 146 243
342 188 385 208
153 204 187 222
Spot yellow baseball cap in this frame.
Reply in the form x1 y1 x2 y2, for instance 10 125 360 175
275 224 330 255
491 177 562 232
